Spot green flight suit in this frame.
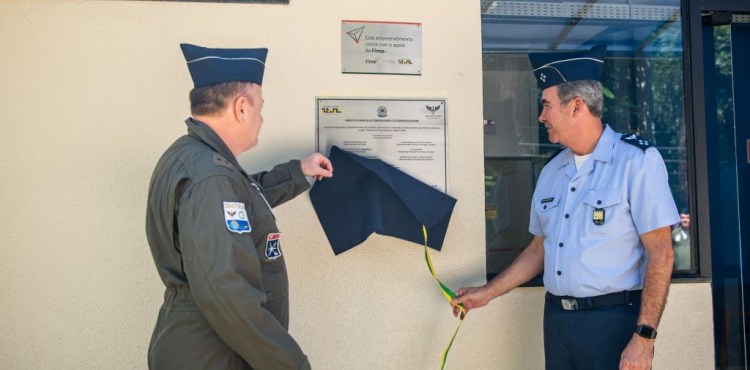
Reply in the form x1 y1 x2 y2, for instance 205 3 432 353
146 118 312 370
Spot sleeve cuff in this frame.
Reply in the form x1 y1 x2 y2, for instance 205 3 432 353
529 228 544 237
637 217 680 236
288 160 311 193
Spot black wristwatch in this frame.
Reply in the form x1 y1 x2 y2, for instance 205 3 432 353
635 324 657 339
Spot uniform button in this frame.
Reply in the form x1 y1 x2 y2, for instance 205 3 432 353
557 271 562 276
558 242 563 247
543 205 547 209
597 200 602 205
565 214 569 219
571 187 576 192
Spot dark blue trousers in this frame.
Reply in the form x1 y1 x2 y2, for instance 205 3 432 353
544 295 640 370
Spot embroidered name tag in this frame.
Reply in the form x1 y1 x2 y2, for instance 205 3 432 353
541 197 555 204
265 233 282 260
223 202 251 234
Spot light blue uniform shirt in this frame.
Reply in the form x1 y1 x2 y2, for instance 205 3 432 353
529 125 679 298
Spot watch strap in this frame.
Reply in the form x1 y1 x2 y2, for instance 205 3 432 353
635 324 657 339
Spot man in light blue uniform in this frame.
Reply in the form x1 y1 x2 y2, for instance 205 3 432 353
452 45 678 370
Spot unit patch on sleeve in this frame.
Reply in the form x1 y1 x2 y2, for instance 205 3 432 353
223 202 251 234
265 233 282 261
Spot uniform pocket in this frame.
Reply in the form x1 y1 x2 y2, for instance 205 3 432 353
535 195 561 213
582 190 622 234
534 194 561 234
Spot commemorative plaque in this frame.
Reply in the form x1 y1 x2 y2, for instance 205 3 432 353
341 20 422 75
316 97 448 192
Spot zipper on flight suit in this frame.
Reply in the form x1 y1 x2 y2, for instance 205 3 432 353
250 182 275 219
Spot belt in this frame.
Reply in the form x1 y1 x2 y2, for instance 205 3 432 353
546 290 642 311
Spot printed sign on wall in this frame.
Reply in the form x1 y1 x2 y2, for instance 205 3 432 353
341 20 422 75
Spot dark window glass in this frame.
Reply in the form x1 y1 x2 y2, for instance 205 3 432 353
481 0 691 280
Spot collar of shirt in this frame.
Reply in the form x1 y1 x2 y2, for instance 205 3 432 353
557 125 617 180
185 117 248 177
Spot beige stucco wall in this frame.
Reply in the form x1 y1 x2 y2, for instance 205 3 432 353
0 0 714 369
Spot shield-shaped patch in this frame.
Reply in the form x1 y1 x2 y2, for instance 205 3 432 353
223 202 251 234
265 233 282 260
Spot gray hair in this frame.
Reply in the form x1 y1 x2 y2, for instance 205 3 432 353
556 80 603 118
189 81 255 116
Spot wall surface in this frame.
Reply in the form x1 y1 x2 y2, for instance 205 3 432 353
0 0 714 369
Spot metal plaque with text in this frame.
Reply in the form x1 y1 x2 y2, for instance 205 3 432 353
317 97 448 192
341 20 422 75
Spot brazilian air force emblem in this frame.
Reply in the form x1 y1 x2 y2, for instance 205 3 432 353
223 202 251 234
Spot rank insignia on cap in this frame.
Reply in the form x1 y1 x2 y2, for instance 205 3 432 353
593 208 605 225
265 233 282 260
528 44 607 91
223 202 251 234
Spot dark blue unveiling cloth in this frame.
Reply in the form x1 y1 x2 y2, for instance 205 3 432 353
310 146 457 255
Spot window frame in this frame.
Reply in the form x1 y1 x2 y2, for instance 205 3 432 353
482 0 710 282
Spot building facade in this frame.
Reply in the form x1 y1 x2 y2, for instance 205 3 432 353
1 0 746 369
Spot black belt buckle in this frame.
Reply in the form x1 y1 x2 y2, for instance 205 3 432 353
561 298 579 311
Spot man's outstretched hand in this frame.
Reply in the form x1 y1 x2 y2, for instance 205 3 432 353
452 286 492 319
301 153 333 181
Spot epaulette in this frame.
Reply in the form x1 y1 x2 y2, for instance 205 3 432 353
620 133 653 152
544 146 566 166
212 152 235 170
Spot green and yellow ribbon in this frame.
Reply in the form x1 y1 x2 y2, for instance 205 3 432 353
423 225 465 370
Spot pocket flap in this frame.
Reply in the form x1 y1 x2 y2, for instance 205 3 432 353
583 190 621 208
535 195 561 213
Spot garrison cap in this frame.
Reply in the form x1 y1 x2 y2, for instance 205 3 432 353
528 44 606 90
180 43 268 88
309 146 457 255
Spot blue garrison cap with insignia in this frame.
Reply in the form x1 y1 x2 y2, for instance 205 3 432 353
180 43 268 88
309 146 457 255
528 44 606 90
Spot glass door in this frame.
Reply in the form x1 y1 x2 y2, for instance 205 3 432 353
703 10 750 370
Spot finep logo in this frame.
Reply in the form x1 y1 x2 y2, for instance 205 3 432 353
398 58 413 64
347 26 364 44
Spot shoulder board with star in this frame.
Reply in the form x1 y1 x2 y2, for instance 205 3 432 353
620 133 653 152
544 146 566 166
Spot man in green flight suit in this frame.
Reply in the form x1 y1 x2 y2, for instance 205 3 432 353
146 44 332 370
